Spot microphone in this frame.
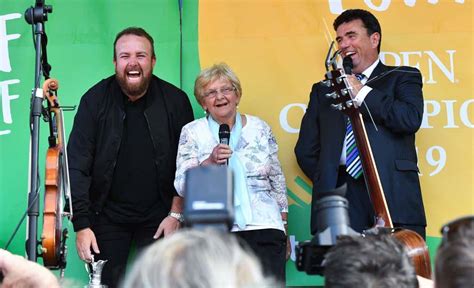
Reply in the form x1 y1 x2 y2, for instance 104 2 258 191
219 124 230 145
218 124 230 165
342 55 353 75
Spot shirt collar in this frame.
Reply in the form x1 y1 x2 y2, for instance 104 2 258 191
361 58 380 79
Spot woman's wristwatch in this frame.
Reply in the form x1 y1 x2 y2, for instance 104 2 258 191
168 211 185 223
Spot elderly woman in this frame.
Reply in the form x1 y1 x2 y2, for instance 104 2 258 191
174 63 288 281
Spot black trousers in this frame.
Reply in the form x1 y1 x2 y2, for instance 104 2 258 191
90 214 159 288
234 228 287 283
338 166 426 239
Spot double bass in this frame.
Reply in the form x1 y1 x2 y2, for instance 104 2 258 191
323 47 431 278
40 78 73 274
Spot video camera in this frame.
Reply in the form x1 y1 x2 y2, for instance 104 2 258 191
183 166 359 275
295 184 359 275
182 165 234 231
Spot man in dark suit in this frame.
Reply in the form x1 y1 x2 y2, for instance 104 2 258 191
295 9 426 238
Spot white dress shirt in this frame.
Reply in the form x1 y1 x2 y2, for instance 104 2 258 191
340 59 380 165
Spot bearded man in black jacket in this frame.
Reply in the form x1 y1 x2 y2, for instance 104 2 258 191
67 27 194 287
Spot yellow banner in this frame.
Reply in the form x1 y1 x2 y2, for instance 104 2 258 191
199 0 473 237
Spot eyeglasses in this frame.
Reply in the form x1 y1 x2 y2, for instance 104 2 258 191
440 215 474 244
203 86 236 99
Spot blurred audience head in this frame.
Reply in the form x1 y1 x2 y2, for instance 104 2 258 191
324 234 418 288
435 215 474 288
0 248 60 288
121 228 276 288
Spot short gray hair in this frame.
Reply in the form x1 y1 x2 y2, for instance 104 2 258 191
194 63 242 105
121 229 275 288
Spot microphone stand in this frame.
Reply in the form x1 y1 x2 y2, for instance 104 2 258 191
24 0 53 262
178 0 183 89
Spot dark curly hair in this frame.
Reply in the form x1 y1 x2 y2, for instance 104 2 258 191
333 9 382 53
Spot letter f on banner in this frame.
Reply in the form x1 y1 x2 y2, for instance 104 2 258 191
0 13 22 72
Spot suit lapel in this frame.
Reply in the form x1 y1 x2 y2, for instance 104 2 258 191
368 62 387 81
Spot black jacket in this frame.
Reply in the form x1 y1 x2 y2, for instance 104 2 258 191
67 75 194 232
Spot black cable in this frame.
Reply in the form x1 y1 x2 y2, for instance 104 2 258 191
3 177 41 250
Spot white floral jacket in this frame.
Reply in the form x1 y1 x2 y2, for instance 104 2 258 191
174 115 288 232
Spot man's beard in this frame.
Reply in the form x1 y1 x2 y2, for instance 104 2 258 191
116 66 152 98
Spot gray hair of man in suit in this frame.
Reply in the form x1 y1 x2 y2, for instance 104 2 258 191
323 234 418 288
121 228 278 288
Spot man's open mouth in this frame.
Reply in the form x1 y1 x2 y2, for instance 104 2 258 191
345 51 356 58
127 70 141 79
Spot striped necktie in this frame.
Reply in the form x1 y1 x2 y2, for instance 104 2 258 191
345 73 365 179
345 119 363 179
355 73 365 82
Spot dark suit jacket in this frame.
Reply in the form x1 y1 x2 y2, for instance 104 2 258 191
295 62 426 233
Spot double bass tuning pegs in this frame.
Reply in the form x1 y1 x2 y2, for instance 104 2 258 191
340 88 350 96
325 91 338 99
331 103 343 111
320 79 332 87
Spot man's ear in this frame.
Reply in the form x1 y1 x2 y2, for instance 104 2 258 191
370 32 380 49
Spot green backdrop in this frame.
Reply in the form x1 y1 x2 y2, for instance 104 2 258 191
0 0 203 285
